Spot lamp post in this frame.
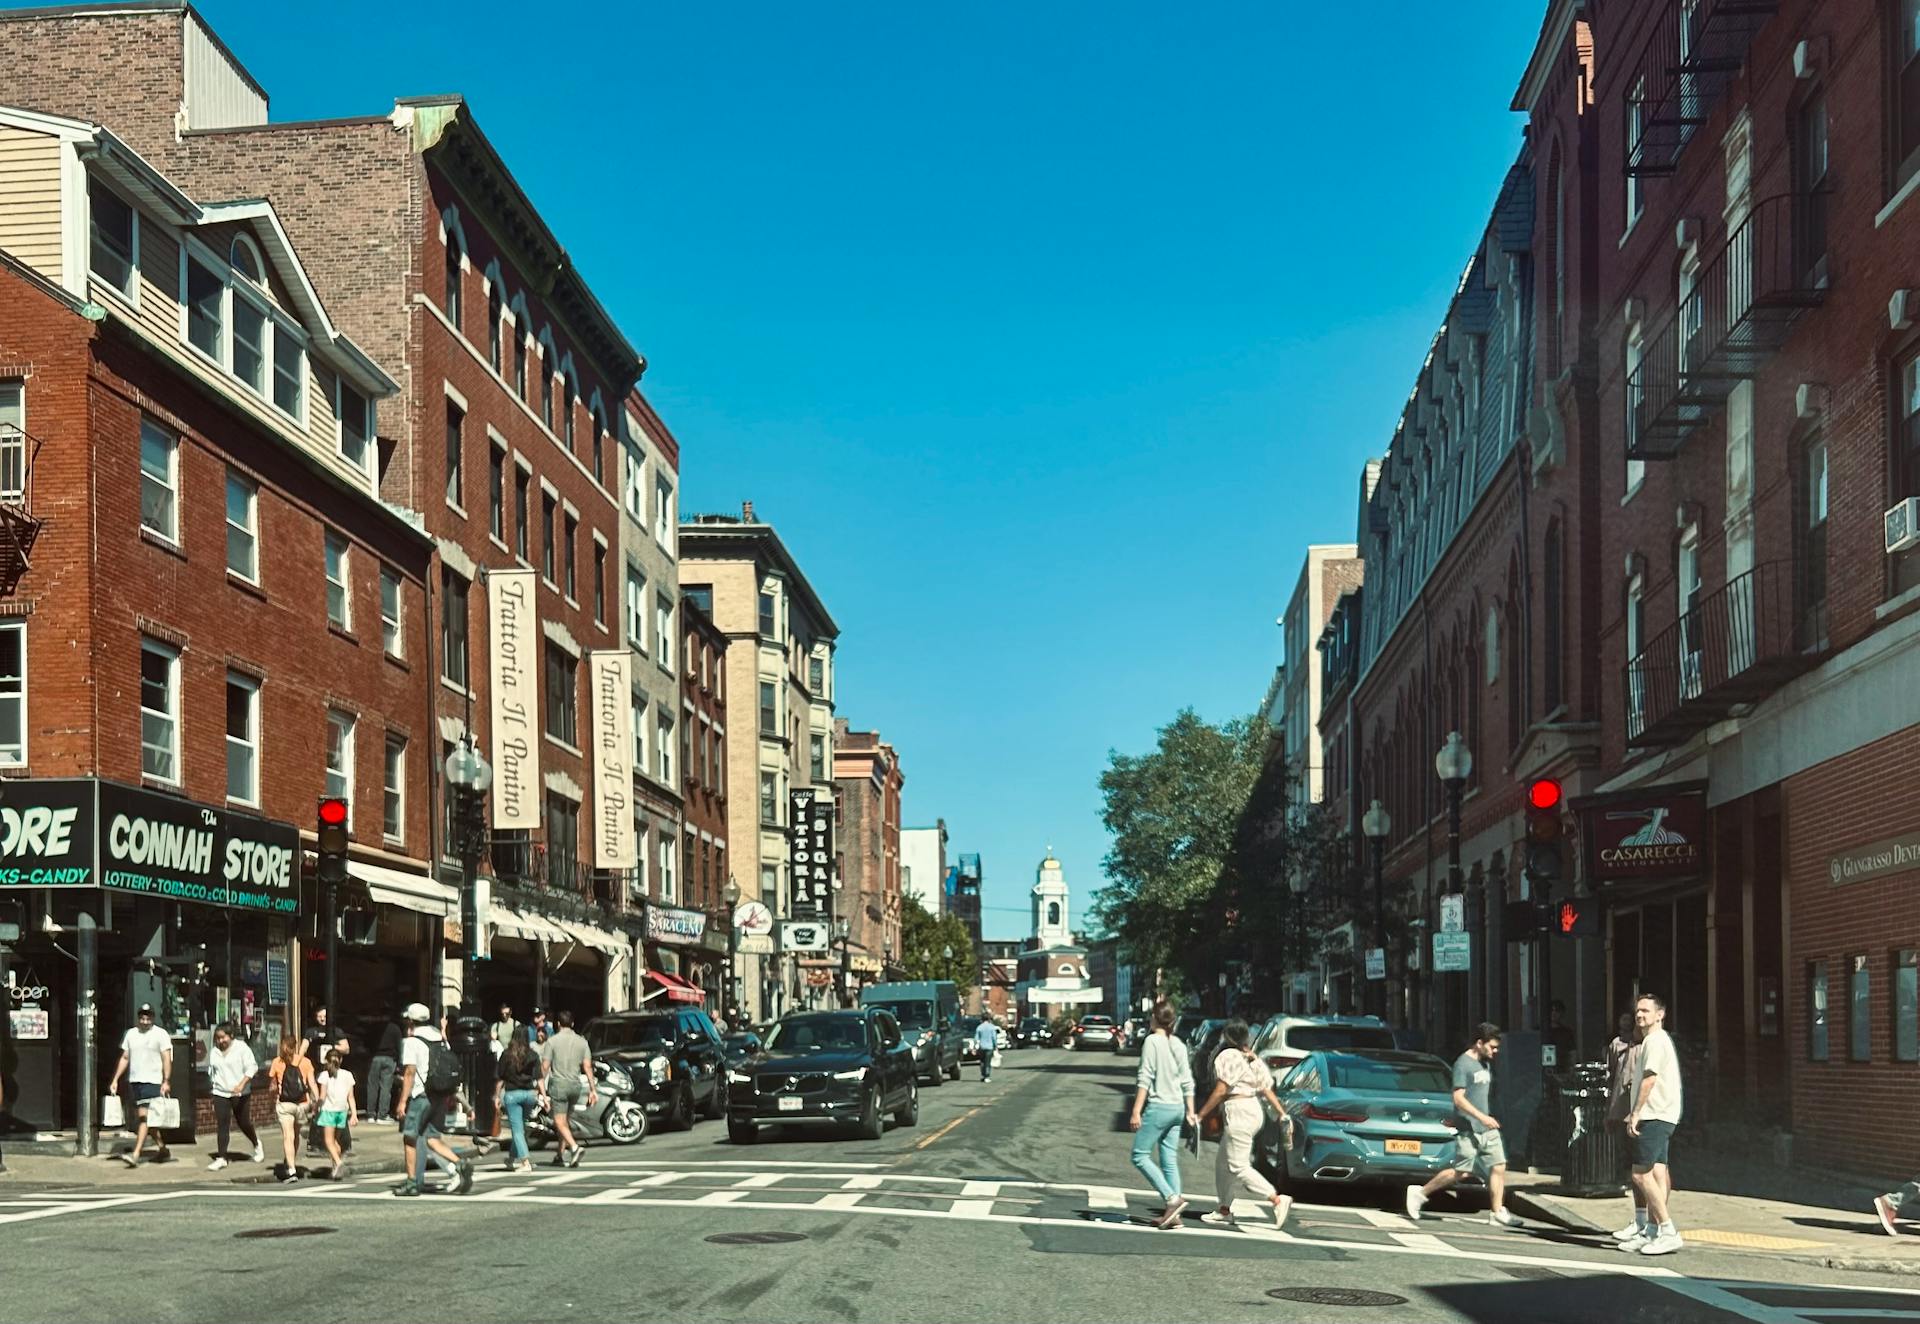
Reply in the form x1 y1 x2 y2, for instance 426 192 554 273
1434 730 1473 1046
724 877 741 1028
836 918 853 1008
1361 798 1390 1019
443 736 493 1134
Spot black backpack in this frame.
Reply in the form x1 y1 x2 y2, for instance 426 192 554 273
279 1061 309 1104
424 1037 461 1096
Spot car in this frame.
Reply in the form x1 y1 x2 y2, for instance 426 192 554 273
860 981 964 1085
726 1008 919 1143
958 1016 984 1060
1071 1014 1121 1052
584 1007 729 1131
1011 1016 1049 1049
1257 1048 1471 1197
721 1031 763 1068
1173 1011 1208 1045
1253 1015 1397 1077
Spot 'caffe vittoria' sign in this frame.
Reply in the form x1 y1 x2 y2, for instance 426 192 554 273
788 788 834 917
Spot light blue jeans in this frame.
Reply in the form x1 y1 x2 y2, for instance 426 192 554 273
1131 1101 1186 1203
501 1088 539 1161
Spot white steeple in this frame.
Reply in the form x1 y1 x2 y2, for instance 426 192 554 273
1032 847 1071 948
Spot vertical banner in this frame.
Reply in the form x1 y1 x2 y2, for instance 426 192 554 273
487 568 540 829
788 787 833 918
589 650 635 870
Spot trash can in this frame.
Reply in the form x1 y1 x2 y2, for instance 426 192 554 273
1559 1062 1628 1196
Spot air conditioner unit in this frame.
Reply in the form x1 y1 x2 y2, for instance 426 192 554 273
1888 497 1920 554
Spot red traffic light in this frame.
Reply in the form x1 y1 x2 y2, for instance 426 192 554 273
1558 901 1578 934
318 797 349 827
1528 778 1562 811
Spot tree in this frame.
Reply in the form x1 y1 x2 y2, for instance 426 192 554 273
899 896 975 993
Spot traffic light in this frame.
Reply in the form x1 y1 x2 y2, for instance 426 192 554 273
1524 777 1564 885
316 797 349 887
1555 899 1599 938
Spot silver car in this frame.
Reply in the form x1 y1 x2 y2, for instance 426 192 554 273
1071 1014 1121 1052
1258 1049 1474 1194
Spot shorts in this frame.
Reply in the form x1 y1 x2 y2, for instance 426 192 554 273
1631 1119 1676 1168
401 1093 444 1141
546 1077 584 1114
275 1101 310 1125
317 1109 348 1129
1450 1128 1508 1176
129 1082 163 1108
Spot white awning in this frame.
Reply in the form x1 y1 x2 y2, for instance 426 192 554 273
349 861 457 919
557 918 629 960
491 907 571 944
1027 986 1105 1006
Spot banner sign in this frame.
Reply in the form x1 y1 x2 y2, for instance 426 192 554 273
1828 831 1920 887
787 787 833 917
588 650 635 869
1576 785 1707 883
645 903 709 945
488 567 541 830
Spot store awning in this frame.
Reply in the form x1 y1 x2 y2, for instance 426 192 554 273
1026 985 1105 1006
349 861 457 918
490 907 571 945
557 918 629 960
643 969 706 1003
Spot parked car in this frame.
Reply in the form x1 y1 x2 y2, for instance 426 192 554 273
1173 1011 1208 1045
1011 1016 1050 1049
726 1008 919 1143
584 1006 729 1131
1071 1014 1121 1052
1258 1048 1469 1196
994 1022 1010 1050
722 1031 764 1069
1253 1015 1397 1077
860 981 963 1085
1189 1020 1233 1107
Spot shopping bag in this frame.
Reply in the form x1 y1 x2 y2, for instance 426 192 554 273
991 1049 1003 1068
101 1094 125 1129
145 1095 181 1129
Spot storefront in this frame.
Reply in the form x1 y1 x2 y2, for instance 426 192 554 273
642 902 712 1006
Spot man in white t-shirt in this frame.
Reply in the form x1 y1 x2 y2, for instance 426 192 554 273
1619 993 1685 1256
106 1003 174 1167
391 1003 468 1197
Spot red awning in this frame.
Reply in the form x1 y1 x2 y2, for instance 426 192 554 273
644 969 706 1003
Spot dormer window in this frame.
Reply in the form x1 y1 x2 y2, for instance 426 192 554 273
88 178 136 297
229 234 264 284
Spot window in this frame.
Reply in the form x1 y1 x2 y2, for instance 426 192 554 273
1624 323 1646 494
760 681 777 736
1794 89 1829 286
545 643 577 746
487 283 503 373
513 466 530 560
1851 953 1873 1062
562 379 575 451
546 793 579 894
1677 528 1702 699
139 418 177 542
680 716 691 786
654 477 673 545
658 711 673 784
624 449 645 522
1897 0 1920 189
808 654 824 695
139 640 179 783
1897 949 1919 1063
591 416 605 483
810 732 825 782
563 512 578 600
0 381 23 503
513 323 528 399
232 295 266 394
541 490 556 582
439 739 458 860
593 543 606 624
658 831 675 903
1625 77 1645 226
225 469 257 581
488 445 505 541
271 330 303 419
186 256 224 361
760 863 777 911
325 709 355 806
444 401 464 510
1543 522 1564 713
1626 573 1647 737
339 384 372 473
1798 434 1829 649
758 590 775 636
1899 354 1920 593
384 733 406 843
0 621 24 766
627 566 647 652
441 568 469 688
225 672 259 804
655 596 673 671
1809 959 1830 1061
443 235 462 329
324 530 351 631
632 691 648 769
542 368 554 430
380 565 403 658
89 178 136 295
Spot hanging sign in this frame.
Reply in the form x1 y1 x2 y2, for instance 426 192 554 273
588 650 635 869
787 788 833 918
488 567 541 830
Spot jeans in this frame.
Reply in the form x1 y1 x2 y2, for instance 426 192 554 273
501 1088 538 1161
1131 1101 1186 1203
1885 1180 1920 1219
980 1051 993 1082
212 1094 258 1156
402 1095 443 1182
367 1056 398 1119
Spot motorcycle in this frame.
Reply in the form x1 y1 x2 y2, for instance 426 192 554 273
524 1058 647 1150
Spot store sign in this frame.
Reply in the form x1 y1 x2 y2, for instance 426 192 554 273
1829 831 1920 887
0 778 96 887
646 903 709 945
1578 787 1707 882
787 788 833 917
732 900 774 937
782 920 830 954
588 650 635 869
488 567 541 830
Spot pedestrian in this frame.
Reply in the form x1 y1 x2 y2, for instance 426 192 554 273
266 1034 317 1184
1605 1011 1649 1242
1544 999 1577 1068
205 1023 263 1171
536 1009 595 1168
1129 1002 1198 1229
1619 993 1685 1255
1193 1019 1292 1229
529 1008 550 1045
317 1048 357 1180
106 1003 173 1167
974 1016 998 1082
366 1012 403 1125
490 1003 517 1054
392 1002 469 1198
1406 1022 1521 1228
493 1026 540 1174
299 1006 339 1157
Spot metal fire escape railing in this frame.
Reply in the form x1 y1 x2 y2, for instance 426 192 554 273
0 422 45 597
1625 0 1778 177
1627 194 1827 459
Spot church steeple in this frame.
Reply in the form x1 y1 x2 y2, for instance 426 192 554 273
1032 848 1071 947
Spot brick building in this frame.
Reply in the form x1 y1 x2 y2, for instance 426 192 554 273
831 721 904 1005
675 589 730 1000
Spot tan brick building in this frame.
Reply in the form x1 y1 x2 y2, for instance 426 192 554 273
831 721 904 1005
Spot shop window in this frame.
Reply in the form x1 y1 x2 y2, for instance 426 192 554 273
1851 954 1873 1062
1808 959 1829 1061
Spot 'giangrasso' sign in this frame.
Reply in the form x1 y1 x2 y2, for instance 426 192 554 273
1828 832 1920 887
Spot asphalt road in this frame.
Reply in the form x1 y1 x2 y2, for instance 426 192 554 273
5 1048 1920 1323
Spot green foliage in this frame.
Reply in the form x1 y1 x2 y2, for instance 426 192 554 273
899 896 976 994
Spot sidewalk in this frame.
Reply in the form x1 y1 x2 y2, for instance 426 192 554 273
1506 1162 1920 1277
0 1122 421 1189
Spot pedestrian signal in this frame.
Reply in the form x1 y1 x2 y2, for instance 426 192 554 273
1556 900 1598 937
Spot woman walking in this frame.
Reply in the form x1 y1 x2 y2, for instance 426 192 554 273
316 1048 357 1180
494 1026 541 1173
267 1035 318 1185
1128 1002 1198 1228
1195 1019 1293 1229
205 1023 262 1170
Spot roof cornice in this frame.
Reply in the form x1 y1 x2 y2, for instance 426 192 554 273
1512 0 1582 112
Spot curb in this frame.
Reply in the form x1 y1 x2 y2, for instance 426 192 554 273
1779 1252 1920 1278
1507 1189 1610 1235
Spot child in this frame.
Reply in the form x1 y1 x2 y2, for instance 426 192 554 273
317 1048 357 1180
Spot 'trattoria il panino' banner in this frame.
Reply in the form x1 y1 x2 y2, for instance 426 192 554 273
589 649 635 871
0 778 300 914
788 787 833 918
488 567 541 830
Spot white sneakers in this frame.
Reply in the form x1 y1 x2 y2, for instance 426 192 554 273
206 1157 228 1171
1639 1231 1685 1256
251 1143 266 1164
1488 1209 1523 1229
1613 1220 1645 1241
1405 1186 1429 1221
1271 1196 1294 1228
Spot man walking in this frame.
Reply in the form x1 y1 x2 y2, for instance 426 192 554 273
106 1003 173 1167
391 1003 470 1197
974 1016 999 1082
1619 993 1684 1255
366 1011 403 1125
1406 1023 1522 1229
490 1003 518 1054
537 1010 595 1167
1605 1010 1650 1242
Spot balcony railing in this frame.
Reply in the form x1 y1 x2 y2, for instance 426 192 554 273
1627 194 1826 459
1624 561 1817 747
1626 0 1777 177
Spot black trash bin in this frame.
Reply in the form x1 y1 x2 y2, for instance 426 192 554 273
1559 1063 1628 1196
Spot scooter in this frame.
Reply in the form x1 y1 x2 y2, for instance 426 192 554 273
524 1058 647 1150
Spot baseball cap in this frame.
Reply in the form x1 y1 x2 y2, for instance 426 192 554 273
137 1003 154 1016
402 1002 432 1023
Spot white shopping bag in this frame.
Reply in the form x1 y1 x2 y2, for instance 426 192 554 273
146 1095 181 1129
991 1049 1004 1068
101 1094 125 1129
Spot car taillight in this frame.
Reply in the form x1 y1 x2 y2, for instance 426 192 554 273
1264 1055 1301 1072
1072 1026 1084 1035
1304 1103 1368 1124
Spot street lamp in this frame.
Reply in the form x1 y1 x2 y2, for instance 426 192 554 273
1434 730 1473 1045
1361 798 1390 1018
724 877 741 1027
443 735 493 1133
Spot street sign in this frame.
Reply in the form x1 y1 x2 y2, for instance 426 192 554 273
732 901 774 936
781 920 830 954
1440 894 1465 934
1432 931 1471 972
1364 948 1386 980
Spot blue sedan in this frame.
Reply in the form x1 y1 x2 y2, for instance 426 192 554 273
1257 1049 1479 1195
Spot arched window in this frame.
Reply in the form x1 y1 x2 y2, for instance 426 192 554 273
1484 602 1500 684
590 408 607 483
561 374 576 450
541 358 554 429
487 282 503 374
443 231 462 330
229 234 264 284
1046 901 1060 927
513 318 528 399
1543 520 1565 713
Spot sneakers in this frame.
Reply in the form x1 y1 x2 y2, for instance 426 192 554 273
391 1181 421 1198
563 1145 583 1169
329 1160 345 1181
1876 1196 1903 1238
1154 1196 1189 1229
117 1153 141 1169
251 1143 266 1164
454 1158 475 1195
1639 1230 1685 1256
514 1159 534 1174
1405 1186 1428 1221
279 1170 301 1185
1270 1196 1294 1229
1616 1232 1650 1253
1489 1209 1524 1230
1199 1208 1237 1227
207 1157 229 1172
1613 1219 1648 1241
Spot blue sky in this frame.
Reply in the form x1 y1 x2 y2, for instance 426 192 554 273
189 1 1543 941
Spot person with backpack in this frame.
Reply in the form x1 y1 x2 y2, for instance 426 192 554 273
391 1002 469 1197
267 1035 318 1184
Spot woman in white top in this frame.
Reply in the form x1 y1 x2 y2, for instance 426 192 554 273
1194 1019 1293 1228
1128 1002 1198 1228
316 1048 357 1181
204 1023 262 1171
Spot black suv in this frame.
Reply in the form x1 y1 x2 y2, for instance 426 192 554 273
726 1008 918 1143
585 1006 727 1130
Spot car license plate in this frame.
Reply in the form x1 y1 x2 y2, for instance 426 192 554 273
1385 1138 1421 1155
778 1096 803 1112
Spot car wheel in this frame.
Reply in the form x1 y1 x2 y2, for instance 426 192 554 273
857 1087 884 1140
727 1119 757 1146
701 1077 727 1120
895 1079 919 1127
925 1063 943 1087
605 1104 647 1145
946 1059 960 1081
668 1083 695 1131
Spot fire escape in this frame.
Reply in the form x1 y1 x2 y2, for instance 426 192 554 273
1624 0 1777 179
0 421 44 596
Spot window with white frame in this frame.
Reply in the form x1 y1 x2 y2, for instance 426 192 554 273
1626 77 1646 226
324 530 351 631
384 732 406 843
380 564 403 657
89 177 136 296
139 417 178 542
139 639 179 783
1625 321 1646 495
654 477 674 546
655 595 673 672
338 383 372 474
445 400 465 511
0 620 23 766
627 565 646 652
0 381 23 504
658 831 676 904
658 710 673 784
624 448 645 522
225 671 259 805
185 255 224 361
632 689 648 769
1626 571 1646 736
325 708 356 811
232 293 267 395
221 472 257 585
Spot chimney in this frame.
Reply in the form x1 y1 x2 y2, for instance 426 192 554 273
742 500 755 522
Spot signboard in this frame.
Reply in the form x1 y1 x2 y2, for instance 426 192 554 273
646 903 709 946
1364 947 1386 980
737 934 775 956
787 788 834 918
1440 893 1465 934
1432 931 1471 972
487 567 541 830
588 650 635 869
266 955 290 1004
732 901 774 937
1576 784 1707 883
781 919 830 954
0 779 96 888
1828 831 1920 888
8 1008 47 1040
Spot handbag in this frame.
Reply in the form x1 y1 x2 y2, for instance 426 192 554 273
101 1094 125 1129
146 1095 181 1129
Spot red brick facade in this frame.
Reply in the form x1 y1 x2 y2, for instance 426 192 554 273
680 592 729 916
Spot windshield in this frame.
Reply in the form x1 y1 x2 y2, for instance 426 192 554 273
586 1017 676 1052
1291 1026 1397 1053
766 1017 870 1053
1328 1058 1450 1094
865 1001 933 1029
1021 1019 1047 1030
1081 1016 1113 1027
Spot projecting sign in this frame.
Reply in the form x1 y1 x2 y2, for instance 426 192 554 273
588 650 635 870
1575 784 1707 883
781 920 830 954
1440 894 1465 934
1364 948 1386 980
488 567 541 830
1432 932 1471 973
787 788 834 917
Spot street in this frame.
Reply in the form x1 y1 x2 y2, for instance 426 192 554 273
4 1050 1917 1324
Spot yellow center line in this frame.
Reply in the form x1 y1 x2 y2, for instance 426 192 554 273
910 1106 982 1152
